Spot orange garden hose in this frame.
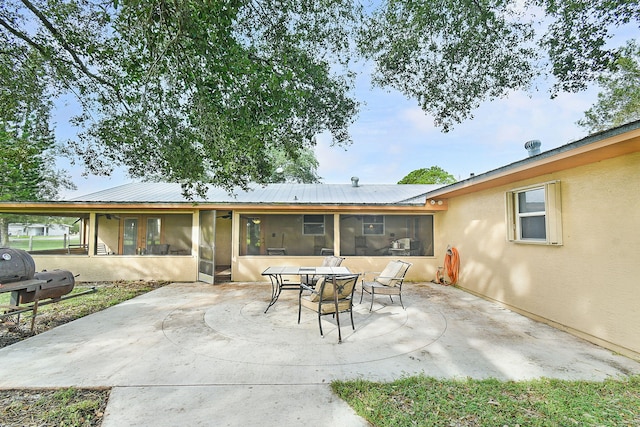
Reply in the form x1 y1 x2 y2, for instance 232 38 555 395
443 246 460 285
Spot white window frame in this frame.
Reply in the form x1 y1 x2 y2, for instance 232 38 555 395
302 214 325 235
506 181 563 245
363 215 385 235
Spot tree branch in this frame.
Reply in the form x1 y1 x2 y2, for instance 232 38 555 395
0 15 49 58
19 0 115 89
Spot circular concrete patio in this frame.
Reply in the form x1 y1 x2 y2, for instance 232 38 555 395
162 286 448 366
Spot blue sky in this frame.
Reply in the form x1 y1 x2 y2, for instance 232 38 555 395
314 71 598 186
58 73 598 198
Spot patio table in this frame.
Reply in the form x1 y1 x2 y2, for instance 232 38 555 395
261 266 353 343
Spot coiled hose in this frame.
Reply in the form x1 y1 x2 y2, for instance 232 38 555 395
445 246 460 285
437 246 460 285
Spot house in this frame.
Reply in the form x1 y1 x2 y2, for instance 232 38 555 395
1 120 639 360
0 182 444 283
9 223 71 237
427 120 640 361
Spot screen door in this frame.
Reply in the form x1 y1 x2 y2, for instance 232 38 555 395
198 210 216 283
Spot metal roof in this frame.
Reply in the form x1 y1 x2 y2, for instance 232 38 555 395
68 182 441 205
425 119 640 199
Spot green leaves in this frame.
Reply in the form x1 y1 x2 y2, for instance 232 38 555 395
578 40 640 132
360 0 639 132
360 0 538 132
1 0 361 198
2 0 636 196
0 38 75 202
91 1 360 196
398 166 456 185
0 120 59 202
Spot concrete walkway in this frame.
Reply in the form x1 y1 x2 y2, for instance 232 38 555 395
1 282 639 426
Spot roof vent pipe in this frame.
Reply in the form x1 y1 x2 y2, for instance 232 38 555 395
525 139 542 157
351 176 359 187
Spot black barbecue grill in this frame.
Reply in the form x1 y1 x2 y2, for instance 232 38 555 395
0 248 92 331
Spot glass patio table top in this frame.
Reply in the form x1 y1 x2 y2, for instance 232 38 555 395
261 266 352 313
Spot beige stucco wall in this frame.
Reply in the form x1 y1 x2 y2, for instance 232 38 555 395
32 254 198 282
215 216 232 266
96 216 120 254
438 151 640 359
164 214 193 253
232 255 439 284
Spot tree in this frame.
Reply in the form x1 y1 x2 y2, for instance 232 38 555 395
1 0 362 197
3 0 636 194
0 43 75 246
578 40 640 133
398 166 456 185
0 127 76 245
359 0 639 131
0 44 75 202
265 146 321 184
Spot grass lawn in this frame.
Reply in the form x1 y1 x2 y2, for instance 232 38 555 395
8 235 81 251
332 375 640 426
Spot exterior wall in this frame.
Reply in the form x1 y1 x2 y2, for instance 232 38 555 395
97 216 120 254
232 211 440 281
439 151 640 360
232 255 439 283
32 254 198 282
164 214 193 254
215 216 232 266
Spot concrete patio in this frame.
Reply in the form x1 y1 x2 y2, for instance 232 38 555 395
1 281 639 426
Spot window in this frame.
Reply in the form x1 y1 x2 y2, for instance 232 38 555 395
363 215 384 235
237 213 433 257
119 215 166 254
238 214 334 256
340 214 434 256
506 181 562 245
146 218 161 246
303 215 325 235
122 218 139 255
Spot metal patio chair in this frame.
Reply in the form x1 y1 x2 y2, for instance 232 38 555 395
298 274 360 337
360 260 412 311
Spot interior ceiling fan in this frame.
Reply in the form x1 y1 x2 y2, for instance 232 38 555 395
97 214 122 220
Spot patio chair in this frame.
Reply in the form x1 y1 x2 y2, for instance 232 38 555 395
360 260 412 311
300 255 345 287
298 274 360 337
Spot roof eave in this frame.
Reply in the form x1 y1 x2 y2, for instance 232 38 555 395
427 121 640 199
0 201 432 212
